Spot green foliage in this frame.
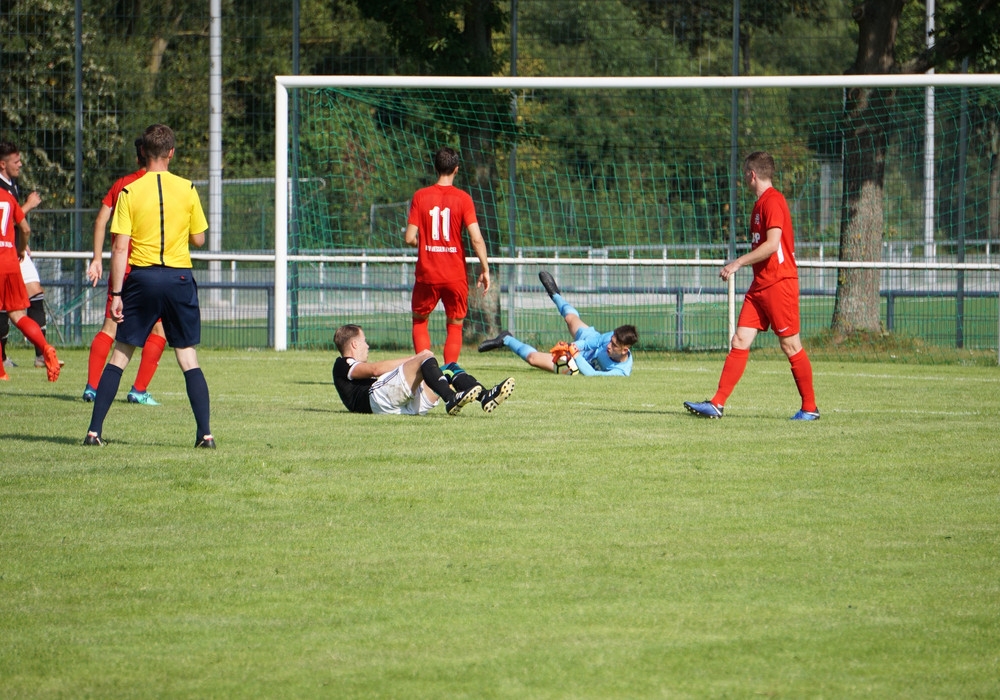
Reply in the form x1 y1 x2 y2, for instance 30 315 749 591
925 0 1000 72
2 0 999 261
353 0 506 75
0 0 122 207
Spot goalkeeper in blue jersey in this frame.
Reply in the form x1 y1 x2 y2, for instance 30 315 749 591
478 271 637 377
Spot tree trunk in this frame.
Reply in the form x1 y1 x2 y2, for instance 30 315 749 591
831 0 903 336
832 89 888 334
462 127 503 342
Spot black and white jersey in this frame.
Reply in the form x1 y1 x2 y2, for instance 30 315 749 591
332 356 374 414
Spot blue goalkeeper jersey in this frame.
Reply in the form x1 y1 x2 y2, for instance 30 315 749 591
572 328 633 377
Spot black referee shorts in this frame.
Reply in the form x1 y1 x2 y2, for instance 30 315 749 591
118 266 201 348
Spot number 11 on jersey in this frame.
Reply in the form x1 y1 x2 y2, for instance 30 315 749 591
430 206 451 242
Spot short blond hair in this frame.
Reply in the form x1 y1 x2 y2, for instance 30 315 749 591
743 151 775 181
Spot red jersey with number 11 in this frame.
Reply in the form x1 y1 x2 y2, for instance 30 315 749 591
407 184 478 285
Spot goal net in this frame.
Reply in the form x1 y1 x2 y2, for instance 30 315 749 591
275 75 1000 358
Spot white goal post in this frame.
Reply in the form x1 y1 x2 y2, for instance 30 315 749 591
274 73 1000 354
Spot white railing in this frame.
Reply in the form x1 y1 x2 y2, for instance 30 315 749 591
31 251 1000 363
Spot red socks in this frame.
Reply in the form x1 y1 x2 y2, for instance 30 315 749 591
133 332 166 392
14 316 48 354
87 331 115 387
710 346 816 412
789 348 817 412
711 347 749 407
412 318 431 354
87 330 167 391
413 318 464 364
443 322 463 364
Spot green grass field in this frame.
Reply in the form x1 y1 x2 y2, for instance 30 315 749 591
2 348 999 698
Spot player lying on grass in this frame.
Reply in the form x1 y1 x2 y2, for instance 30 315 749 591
478 271 636 377
333 324 514 416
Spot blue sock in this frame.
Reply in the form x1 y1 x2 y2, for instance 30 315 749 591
551 293 579 319
184 367 212 440
89 364 123 435
504 335 537 362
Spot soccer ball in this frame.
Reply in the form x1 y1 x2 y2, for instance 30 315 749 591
553 355 579 375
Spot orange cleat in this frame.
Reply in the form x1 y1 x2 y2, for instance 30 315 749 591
43 345 61 382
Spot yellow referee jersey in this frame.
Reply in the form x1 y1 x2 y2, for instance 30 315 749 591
110 171 208 268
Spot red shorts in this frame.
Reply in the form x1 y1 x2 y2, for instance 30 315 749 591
737 277 801 337
0 270 30 312
411 280 468 320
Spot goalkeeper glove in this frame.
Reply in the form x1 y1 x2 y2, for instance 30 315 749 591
549 340 572 363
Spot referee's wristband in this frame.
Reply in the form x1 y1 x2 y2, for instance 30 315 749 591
110 291 122 296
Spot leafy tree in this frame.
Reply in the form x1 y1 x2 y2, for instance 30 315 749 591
348 0 510 341
624 0 829 74
832 0 1000 336
0 0 121 216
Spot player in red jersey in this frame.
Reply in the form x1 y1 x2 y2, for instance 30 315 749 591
0 186 61 381
684 151 819 420
0 141 51 370
82 138 167 405
404 146 490 365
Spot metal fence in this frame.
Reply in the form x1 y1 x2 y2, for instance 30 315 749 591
18 251 999 364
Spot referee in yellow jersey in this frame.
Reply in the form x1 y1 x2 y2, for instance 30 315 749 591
85 124 215 448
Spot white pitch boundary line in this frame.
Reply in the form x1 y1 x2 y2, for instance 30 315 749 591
758 369 1000 383
830 408 983 415
697 403 985 417
637 364 1000 383
497 398 985 417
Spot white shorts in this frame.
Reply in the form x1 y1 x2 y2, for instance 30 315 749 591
368 366 439 415
20 253 40 286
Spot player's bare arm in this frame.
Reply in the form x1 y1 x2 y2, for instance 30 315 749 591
720 227 782 281
88 204 113 285
403 223 418 248
15 219 30 259
467 222 490 293
108 232 131 322
347 356 408 380
22 190 41 214
190 230 206 248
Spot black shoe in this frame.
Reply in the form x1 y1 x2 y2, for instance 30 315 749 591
446 385 482 416
83 432 104 446
539 270 561 297
478 330 511 353
481 377 515 413
195 435 217 449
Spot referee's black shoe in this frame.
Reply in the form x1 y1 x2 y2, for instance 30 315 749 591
539 270 560 298
196 435 217 449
